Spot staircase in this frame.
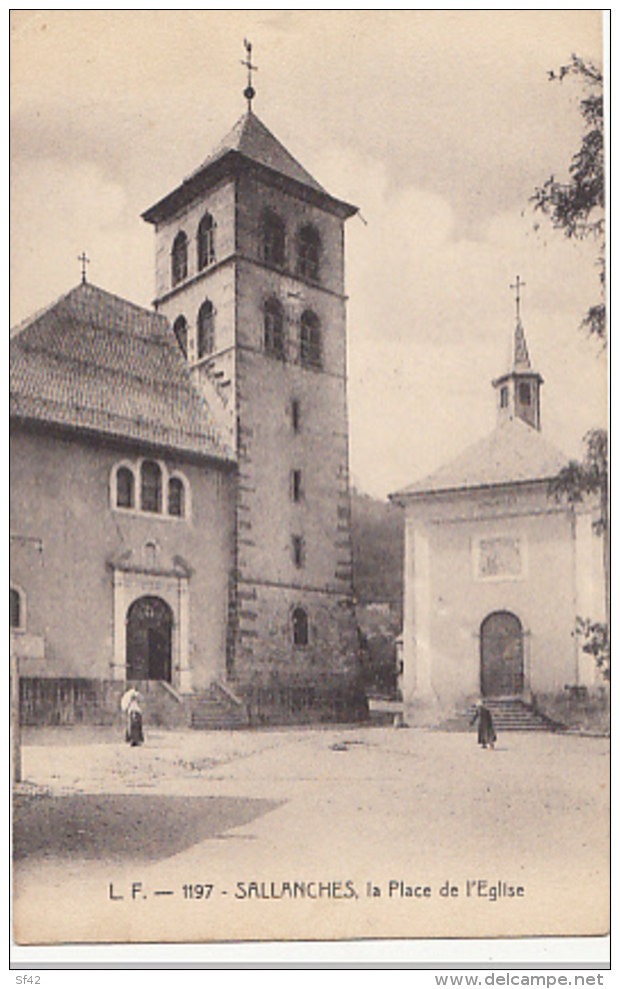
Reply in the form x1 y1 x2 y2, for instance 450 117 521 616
442 697 565 733
472 698 564 732
190 680 250 730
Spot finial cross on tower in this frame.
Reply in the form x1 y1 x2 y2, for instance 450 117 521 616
510 275 526 323
241 38 258 111
78 251 90 284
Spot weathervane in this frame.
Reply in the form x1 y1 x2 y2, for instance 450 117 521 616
241 38 257 111
78 251 90 284
510 275 526 323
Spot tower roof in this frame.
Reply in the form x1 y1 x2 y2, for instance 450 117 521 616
142 110 357 225
188 111 326 193
513 319 531 371
493 317 543 387
10 281 234 462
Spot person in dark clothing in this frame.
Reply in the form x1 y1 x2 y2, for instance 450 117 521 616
471 701 497 749
121 688 144 746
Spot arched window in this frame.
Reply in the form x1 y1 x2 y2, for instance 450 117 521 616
173 315 188 358
297 224 321 281
197 299 215 358
300 310 322 368
264 297 285 359
198 213 216 270
10 588 22 630
292 606 308 647
140 460 162 513
168 476 185 518
260 209 285 267
171 231 188 286
116 466 135 509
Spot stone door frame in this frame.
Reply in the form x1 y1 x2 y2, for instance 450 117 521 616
111 568 191 692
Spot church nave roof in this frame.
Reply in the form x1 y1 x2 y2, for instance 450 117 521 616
10 281 234 463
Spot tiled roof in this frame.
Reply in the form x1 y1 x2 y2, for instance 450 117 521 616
10 282 234 462
391 417 568 500
188 111 325 193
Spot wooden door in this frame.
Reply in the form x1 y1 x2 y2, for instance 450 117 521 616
480 611 524 697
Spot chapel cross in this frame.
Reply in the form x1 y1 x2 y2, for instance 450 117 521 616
510 275 526 323
241 38 258 110
78 251 91 284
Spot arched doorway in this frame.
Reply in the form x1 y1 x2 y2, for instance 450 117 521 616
126 596 173 682
480 611 524 697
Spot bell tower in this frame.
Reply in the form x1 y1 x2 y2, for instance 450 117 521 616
493 277 543 431
142 50 364 721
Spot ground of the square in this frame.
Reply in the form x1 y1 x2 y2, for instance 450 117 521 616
12 725 609 944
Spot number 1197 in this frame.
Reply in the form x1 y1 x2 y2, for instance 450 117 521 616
182 884 213 899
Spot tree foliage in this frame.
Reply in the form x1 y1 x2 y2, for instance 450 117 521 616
549 427 608 529
575 617 610 682
350 487 404 620
532 54 606 340
549 428 609 678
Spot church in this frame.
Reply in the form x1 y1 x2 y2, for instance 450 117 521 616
10 76 366 727
391 304 606 728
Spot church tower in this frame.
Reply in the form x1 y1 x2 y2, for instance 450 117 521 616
492 277 543 430
142 54 364 721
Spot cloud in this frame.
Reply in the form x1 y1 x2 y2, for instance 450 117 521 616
10 158 153 322
315 144 606 497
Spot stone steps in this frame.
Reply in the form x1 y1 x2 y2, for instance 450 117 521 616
442 699 564 733
190 682 250 730
470 699 564 732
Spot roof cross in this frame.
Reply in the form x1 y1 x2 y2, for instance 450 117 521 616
510 275 526 323
78 251 90 284
241 38 258 111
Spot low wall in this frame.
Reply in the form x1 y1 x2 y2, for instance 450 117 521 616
18 677 190 728
237 672 369 727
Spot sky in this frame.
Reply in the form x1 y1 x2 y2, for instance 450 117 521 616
10 10 607 499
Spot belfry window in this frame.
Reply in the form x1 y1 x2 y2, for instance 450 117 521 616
173 315 188 358
198 213 216 270
297 225 321 281
171 231 188 286
264 297 285 359
300 310 322 368
500 385 509 409
519 382 532 406
197 299 215 358
116 466 135 509
292 607 309 647
261 209 285 267
141 460 162 514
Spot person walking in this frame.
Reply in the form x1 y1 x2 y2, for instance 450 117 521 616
471 700 497 749
120 687 144 747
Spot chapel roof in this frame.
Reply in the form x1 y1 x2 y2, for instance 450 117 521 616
391 416 568 501
142 110 357 224
9 281 233 462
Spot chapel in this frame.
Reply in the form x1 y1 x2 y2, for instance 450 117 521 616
10 76 365 726
390 303 606 728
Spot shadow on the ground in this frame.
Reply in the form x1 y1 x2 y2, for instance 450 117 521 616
13 793 283 864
